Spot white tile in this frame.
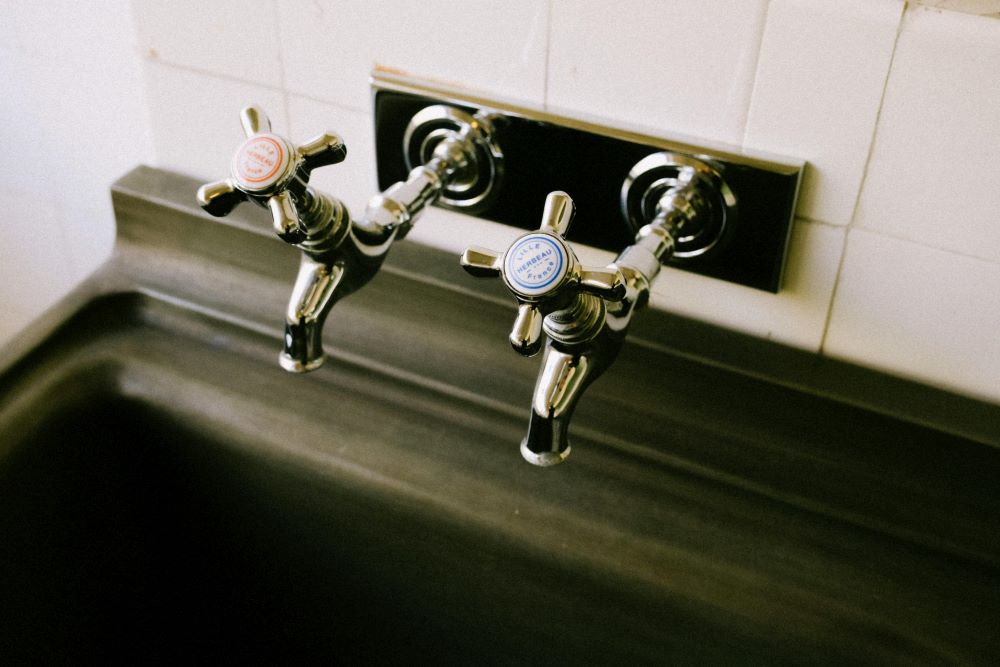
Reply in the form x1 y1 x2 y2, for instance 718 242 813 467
0 184 78 316
278 0 548 111
135 0 284 87
744 0 903 225
548 0 768 145
0 1 152 291
646 220 846 351
855 7 1000 262
826 230 1000 404
288 96 375 216
145 63 288 181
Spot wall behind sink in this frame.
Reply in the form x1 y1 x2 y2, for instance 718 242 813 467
0 1 153 342
2 0 998 404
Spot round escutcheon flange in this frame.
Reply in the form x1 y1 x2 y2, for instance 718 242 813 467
620 152 737 260
403 105 503 213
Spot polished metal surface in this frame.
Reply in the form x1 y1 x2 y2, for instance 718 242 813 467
197 106 352 372
466 161 736 465
461 191 625 357
197 105 348 241
402 104 503 212
198 103 502 372
3 167 1000 662
373 70 803 292
621 152 737 259
462 191 626 464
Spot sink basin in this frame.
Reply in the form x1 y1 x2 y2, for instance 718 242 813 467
2 167 999 663
3 373 645 665
0 297 655 664
0 296 750 664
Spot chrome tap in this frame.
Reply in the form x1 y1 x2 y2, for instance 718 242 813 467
461 191 627 465
197 104 501 372
463 157 730 465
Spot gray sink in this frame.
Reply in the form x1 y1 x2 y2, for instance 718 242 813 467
2 167 1000 664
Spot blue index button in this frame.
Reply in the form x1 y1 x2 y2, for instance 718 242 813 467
505 233 568 297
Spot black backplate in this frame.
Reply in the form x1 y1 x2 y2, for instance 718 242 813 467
374 88 802 293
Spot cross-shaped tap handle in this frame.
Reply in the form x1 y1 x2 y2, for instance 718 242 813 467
461 191 626 356
196 105 347 245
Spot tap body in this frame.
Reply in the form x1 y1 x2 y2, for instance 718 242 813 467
461 190 634 465
522 310 626 465
198 104 496 373
280 153 461 372
520 263 649 465
520 179 703 465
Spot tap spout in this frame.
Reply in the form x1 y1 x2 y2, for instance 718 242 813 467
521 346 588 466
521 328 624 466
279 255 346 373
277 110 499 372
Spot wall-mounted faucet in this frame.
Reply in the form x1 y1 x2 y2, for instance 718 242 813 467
193 72 801 466
197 104 502 372
462 153 733 465
461 191 626 464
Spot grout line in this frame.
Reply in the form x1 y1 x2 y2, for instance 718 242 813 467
740 0 775 147
145 58 285 92
818 1 909 354
796 216 847 229
543 0 553 109
818 231 851 353
845 0 909 231
291 90 368 116
846 226 1000 265
128 2 159 170
146 58 368 116
272 0 292 132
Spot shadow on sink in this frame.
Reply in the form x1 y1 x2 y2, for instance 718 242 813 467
0 387 704 664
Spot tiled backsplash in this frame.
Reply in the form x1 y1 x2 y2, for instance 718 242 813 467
2 1 999 404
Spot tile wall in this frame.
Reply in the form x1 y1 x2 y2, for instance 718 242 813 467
0 1 152 340
2 1 999 404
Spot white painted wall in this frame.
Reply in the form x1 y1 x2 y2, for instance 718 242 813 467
2 1 999 404
0 1 152 339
